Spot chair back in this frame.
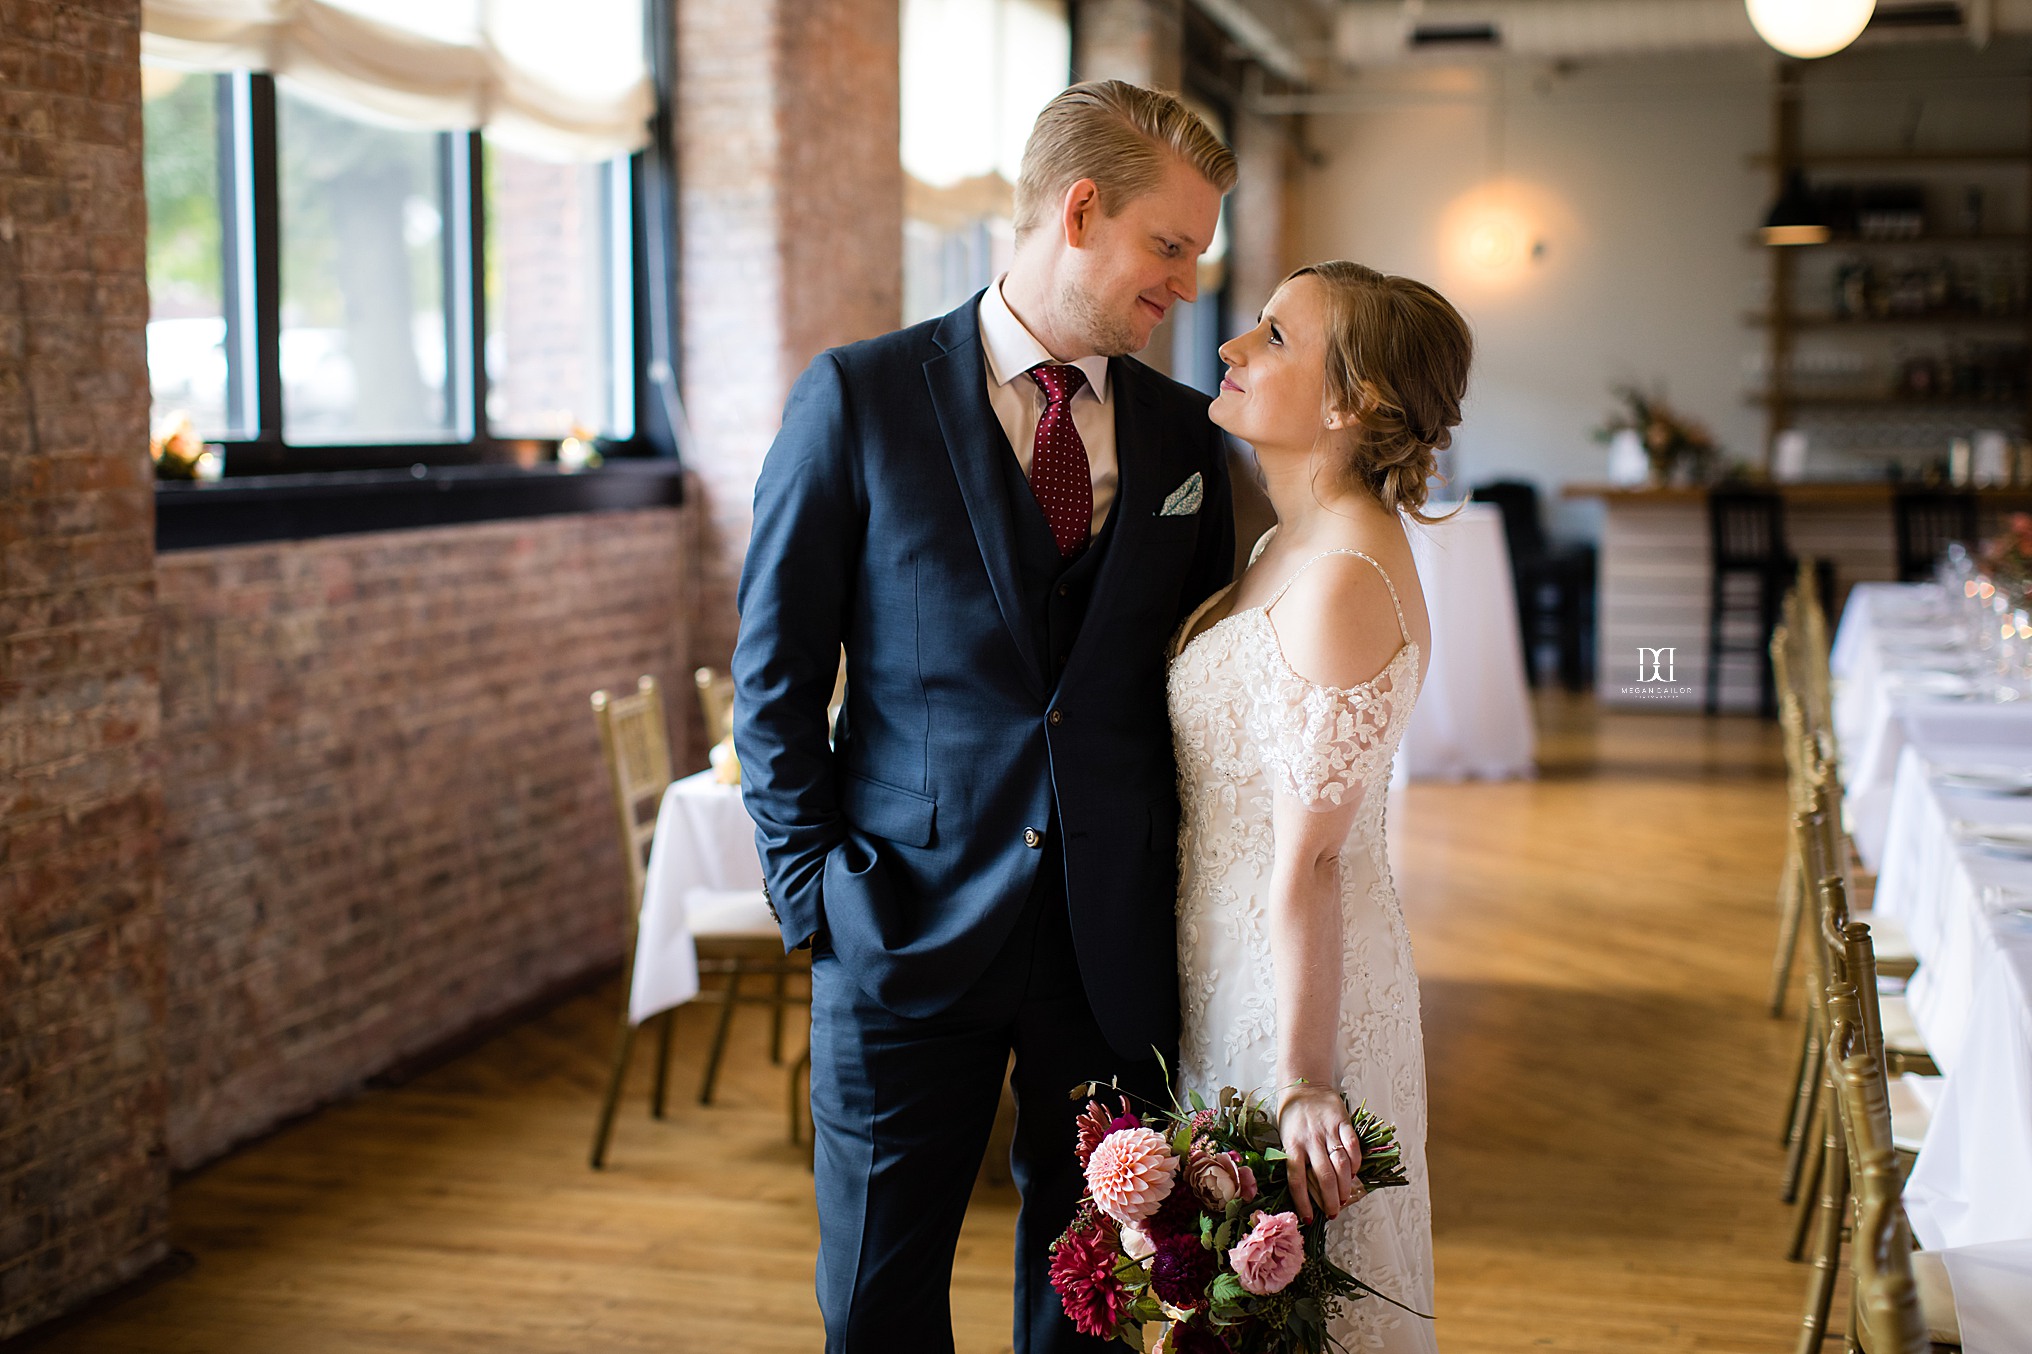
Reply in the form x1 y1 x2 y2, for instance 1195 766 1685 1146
695 667 736 748
1834 1048 1929 1354
1471 479 1547 564
591 675 674 912
1893 490 1977 584
1709 489 1788 570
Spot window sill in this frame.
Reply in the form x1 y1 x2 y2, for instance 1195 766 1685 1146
155 459 687 552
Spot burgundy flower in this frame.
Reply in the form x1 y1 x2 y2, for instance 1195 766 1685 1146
1145 1177 1206 1239
1168 1321 1232 1354
1149 1232 1217 1308
1049 1219 1130 1340
1074 1100 1115 1170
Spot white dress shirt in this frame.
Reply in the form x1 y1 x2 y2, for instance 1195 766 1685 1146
976 277 1118 536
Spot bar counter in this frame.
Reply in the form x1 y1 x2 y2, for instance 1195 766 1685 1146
1563 482 2032 711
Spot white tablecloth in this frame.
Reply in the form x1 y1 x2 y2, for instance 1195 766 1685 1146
1869 745 2032 1252
1941 1238 2032 1354
1831 583 2032 869
1393 502 1536 783
628 772 765 1024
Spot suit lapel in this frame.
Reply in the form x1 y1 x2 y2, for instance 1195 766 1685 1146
925 296 1047 700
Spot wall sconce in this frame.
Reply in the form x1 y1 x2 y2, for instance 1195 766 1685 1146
1438 181 1559 291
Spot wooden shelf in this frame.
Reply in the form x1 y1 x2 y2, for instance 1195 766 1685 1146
1749 151 2032 168
1744 391 2026 409
1743 232 2032 249
1743 311 2030 329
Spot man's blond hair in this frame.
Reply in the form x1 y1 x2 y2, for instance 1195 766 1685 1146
1012 80 1237 241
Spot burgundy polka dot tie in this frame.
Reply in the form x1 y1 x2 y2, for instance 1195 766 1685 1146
1027 363 1092 559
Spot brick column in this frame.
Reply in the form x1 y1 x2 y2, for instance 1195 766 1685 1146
0 0 170 1338
1071 0 1184 375
1073 0 1183 91
677 0 903 672
1226 105 1295 322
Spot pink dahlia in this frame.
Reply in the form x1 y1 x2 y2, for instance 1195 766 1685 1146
1085 1126 1178 1226
1228 1210 1304 1296
1049 1219 1129 1339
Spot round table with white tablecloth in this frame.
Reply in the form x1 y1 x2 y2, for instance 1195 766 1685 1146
1392 501 1537 784
628 771 767 1025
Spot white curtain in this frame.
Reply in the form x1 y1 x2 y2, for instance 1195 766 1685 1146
141 0 652 162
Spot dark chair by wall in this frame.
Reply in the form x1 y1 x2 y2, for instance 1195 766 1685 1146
1471 479 1596 691
1892 490 1977 583
1706 490 1799 718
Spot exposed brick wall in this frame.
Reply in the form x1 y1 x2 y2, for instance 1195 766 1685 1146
153 508 692 1168
677 0 902 673
0 0 170 1338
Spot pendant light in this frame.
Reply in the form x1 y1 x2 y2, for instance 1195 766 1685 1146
1762 169 1831 246
1745 0 1877 60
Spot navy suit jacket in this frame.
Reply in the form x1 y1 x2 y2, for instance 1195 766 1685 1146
732 293 1234 1058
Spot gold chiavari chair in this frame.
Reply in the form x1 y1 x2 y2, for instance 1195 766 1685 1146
1835 1049 1962 1354
1776 760 1933 1202
691 666 812 1098
1770 593 1918 1020
1784 786 1941 1235
589 675 677 1169
1790 881 1946 1346
588 675 812 1170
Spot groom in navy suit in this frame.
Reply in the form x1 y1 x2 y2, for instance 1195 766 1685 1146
733 81 1237 1352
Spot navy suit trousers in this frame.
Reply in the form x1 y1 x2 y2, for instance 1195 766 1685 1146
807 839 1171 1354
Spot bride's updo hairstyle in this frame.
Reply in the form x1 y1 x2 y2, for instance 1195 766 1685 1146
1289 261 1471 526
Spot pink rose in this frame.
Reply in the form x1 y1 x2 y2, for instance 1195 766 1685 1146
1186 1144 1252 1207
1085 1126 1178 1226
1228 1211 1304 1296
1119 1224 1156 1262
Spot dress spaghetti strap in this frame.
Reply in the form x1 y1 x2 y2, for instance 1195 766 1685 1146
1263 549 1410 648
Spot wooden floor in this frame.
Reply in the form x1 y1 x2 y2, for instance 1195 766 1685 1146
27 694 1813 1353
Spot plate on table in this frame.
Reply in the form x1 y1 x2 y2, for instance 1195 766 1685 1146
1953 822 2032 859
1933 765 2032 795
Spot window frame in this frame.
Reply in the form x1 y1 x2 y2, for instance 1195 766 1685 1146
164 70 666 477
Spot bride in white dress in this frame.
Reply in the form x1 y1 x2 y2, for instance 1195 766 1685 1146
1167 262 1471 1353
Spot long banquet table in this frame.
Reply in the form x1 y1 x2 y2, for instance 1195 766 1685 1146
1830 583 2032 1348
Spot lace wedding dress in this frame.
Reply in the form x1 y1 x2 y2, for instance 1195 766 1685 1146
1168 538 1438 1353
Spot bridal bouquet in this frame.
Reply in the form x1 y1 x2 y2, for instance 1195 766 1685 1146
1049 1078 1421 1353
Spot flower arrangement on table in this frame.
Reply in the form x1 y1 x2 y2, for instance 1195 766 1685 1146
1592 385 1717 487
1977 512 2032 604
1050 1077 1424 1353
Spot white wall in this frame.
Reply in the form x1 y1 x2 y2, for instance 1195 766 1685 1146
1297 52 1772 542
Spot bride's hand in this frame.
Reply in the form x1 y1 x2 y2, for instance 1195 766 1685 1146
1276 1084 1364 1224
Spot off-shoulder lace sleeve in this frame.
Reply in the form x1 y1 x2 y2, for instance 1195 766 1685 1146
1246 661 1405 811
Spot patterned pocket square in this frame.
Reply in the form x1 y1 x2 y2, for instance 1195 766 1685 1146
1158 472 1204 517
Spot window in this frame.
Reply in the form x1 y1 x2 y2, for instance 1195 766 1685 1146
142 67 230 437
900 0 1070 325
142 67 643 468
485 147 635 439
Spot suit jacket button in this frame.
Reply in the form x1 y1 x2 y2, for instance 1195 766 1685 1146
1048 709 1064 727
1023 827 1043 848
